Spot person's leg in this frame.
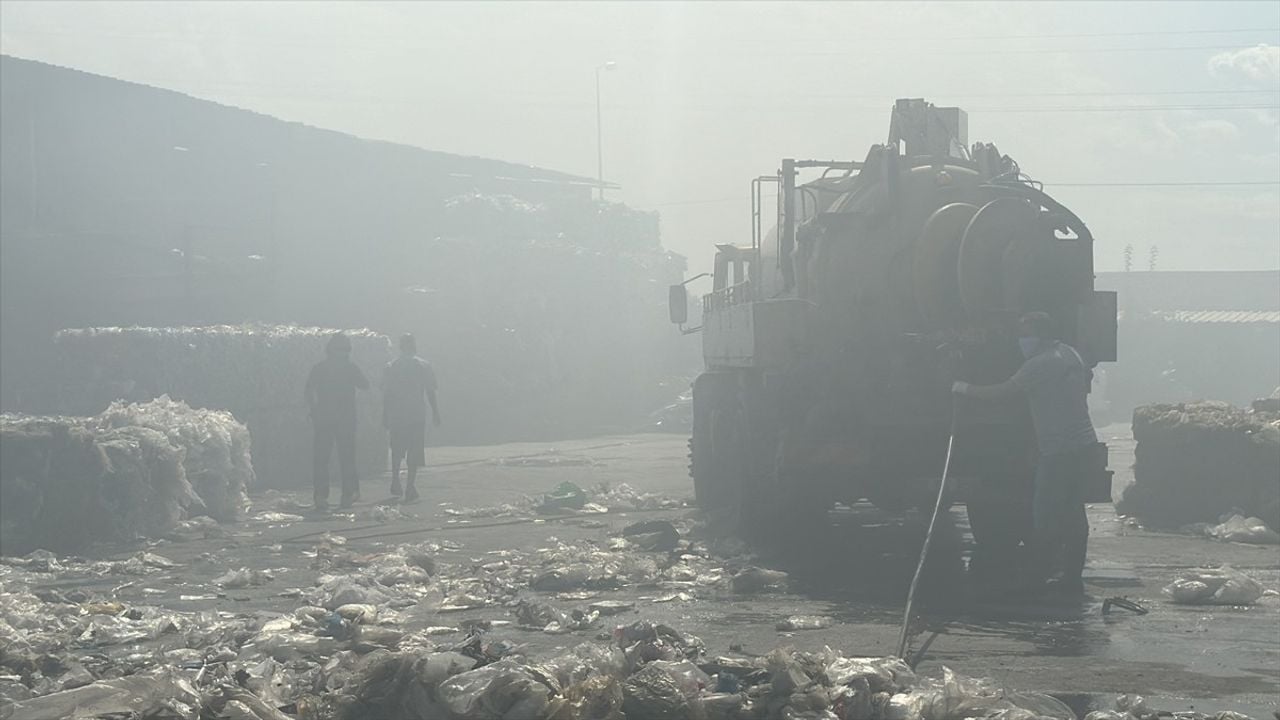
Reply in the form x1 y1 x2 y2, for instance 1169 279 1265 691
404 423 425 503
389 429 404 497
313 422 334 510
1030 454 1068 585
337 422 358 506
1060 449 1090 590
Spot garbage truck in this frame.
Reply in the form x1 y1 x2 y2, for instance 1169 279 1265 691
668 99 1116 569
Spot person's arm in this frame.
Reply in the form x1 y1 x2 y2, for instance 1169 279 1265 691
953 378 1021 400
953 355 1041 400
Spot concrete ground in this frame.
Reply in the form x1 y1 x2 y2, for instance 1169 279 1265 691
41 425 1280 717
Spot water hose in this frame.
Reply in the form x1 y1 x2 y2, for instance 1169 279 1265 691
896 399 960 659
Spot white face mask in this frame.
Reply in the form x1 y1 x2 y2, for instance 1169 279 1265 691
1018 336 1041 359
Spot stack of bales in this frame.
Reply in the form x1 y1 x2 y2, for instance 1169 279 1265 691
52 325 392 488
0 396 252 554
1121 401 1280 530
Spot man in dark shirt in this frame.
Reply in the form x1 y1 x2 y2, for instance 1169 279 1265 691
382 333 440 503
952 312 1098 596
305 332 370 511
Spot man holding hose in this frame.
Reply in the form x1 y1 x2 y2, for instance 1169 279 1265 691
952 312 1098 597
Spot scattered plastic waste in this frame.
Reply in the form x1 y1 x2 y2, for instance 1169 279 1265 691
622 520 681 552
731 566 789 594
0 481 1265 720
215 567 274 589
1206 514 1280 545
1164 566 1267 605
539 481 589 513
776 615 834 631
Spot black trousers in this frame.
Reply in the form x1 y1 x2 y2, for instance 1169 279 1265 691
314 418 357 504
1032 446 1090 583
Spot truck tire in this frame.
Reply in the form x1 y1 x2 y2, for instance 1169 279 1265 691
691 374 745 511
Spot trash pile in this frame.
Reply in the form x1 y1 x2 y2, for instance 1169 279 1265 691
0 501 1272 719
52 324 391 488
0 537 1084 720
1120 401 1280 532
0 396 252 554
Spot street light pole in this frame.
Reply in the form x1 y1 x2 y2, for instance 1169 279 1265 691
595 61 616 201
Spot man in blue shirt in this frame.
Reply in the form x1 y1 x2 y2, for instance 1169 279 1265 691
953 312 1098 596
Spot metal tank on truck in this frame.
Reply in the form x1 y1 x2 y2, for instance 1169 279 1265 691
667 98 1117 573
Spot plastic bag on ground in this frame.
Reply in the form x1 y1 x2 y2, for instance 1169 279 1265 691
822 653 916 694
437 659 559 720
730 566 789 594
6 666 200 720
1207 515 1280 545
539 482 588 513
562 674 625 720
1163 566 1266 605
777 615 834 631
885 667 1074 720
622 520 681 552
622 663 695 720
336 650 477 720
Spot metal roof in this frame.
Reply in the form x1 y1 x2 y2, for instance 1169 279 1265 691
1155 310 1280 324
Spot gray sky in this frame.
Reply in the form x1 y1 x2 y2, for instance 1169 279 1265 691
2 1 1278 274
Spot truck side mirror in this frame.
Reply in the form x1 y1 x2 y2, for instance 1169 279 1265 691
668 285 688 325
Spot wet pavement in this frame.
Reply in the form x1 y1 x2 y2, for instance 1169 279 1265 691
7 426 1279 717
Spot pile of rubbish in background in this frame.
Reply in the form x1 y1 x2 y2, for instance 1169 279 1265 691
0 395 252 554
51 324 391 488
1120 401 1280 536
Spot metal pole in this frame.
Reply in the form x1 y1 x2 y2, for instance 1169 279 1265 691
595 66 604 201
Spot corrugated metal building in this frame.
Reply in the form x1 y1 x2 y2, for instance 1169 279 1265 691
1094 271 1280 418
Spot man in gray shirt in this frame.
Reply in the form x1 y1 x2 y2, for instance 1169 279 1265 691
952 312 1098 596
382 333 440 504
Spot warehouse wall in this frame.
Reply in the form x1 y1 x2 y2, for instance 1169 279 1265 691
0 55 698 447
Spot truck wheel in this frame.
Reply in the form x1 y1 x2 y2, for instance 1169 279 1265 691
691 375 745 511
736 436 829 553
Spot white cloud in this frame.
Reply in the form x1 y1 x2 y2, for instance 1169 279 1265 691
1185 119 1241 144
1208 44 1280 87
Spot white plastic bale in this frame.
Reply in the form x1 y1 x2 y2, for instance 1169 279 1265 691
95 395 253 521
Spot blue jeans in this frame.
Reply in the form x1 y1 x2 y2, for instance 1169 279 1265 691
1033 446 1090 583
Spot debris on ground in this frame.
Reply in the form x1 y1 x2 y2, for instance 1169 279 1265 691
731 566 790 594
1199 514 1280 545
621 520 681 552
776 615 835 631
1121 401 1280 533
1163 566 1268 605
539 481 589 513
442 482 688 521
1085 694 1261 720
